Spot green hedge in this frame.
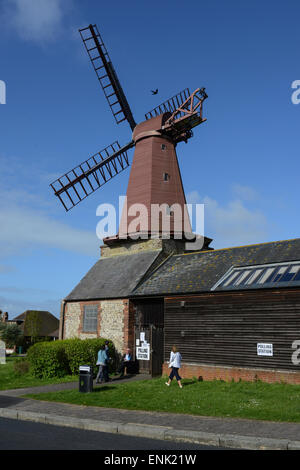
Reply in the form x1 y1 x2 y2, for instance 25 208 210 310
27 338 116 378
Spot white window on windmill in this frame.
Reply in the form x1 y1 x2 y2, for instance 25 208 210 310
161 143 167 151
163 173 170 181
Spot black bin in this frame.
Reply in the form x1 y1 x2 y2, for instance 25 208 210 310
79 365 93 393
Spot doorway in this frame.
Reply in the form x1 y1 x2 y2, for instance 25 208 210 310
133 298 164 377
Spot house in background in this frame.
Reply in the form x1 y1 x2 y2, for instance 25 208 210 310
13 310 59 339
2 310 59 352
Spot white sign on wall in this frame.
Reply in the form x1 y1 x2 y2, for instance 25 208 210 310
140 332 145 342
136 344 150 361
257 343 273 356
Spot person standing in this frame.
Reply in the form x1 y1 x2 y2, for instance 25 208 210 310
165 345 183 388
96 345 108 384
103 341 111 382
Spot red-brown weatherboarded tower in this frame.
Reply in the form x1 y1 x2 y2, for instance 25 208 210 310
118 113 192 239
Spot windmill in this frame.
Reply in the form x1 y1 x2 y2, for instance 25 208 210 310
50 24 208 242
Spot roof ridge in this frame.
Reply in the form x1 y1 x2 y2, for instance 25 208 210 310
175 237 300 257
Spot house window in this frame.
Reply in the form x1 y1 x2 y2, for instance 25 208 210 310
161 144 167 151
82 305 98 332
163 173 170 181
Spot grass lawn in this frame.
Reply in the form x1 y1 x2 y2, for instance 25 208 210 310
24 376 300 422
0 357 77 391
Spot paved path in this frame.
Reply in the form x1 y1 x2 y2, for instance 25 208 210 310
1 374 300 450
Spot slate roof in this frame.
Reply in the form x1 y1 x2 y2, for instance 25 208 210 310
65 250 161 301
131 238 300 297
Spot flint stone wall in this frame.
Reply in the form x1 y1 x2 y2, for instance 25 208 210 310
62 299 126 354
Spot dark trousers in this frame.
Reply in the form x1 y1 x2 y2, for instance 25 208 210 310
103 365 109 382
119 361 132 376
169 367 181 381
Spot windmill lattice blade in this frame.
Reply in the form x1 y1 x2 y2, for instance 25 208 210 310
162 87 208 143
50 141 134 211
79 24 136 131
145 88 191 120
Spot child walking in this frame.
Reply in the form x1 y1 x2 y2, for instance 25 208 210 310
165 345 183 388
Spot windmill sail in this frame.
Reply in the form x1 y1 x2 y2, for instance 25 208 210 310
145 88 191 120
50 141 134 211
162 88 208 143
79 24 136 131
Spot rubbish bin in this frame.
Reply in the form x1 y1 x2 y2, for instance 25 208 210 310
79 365 93 393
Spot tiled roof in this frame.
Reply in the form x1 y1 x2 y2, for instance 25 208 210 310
131 238 300 296
65 250 161 301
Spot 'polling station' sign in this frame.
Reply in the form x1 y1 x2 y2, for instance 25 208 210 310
136 344 150 361
257 343 273 356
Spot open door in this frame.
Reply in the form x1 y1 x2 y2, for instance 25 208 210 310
133 299 164 377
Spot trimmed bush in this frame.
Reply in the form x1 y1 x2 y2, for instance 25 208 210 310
64 338 117 375
27 341 69 378
27 337 117 378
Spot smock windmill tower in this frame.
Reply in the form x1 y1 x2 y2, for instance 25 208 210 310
50 24 209 246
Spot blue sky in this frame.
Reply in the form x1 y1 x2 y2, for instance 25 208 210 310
0 0 299 319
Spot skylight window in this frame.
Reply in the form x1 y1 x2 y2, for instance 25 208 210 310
245 269 263 285
234 270 251 286
278 265 300 283
211 261 300 291
257 268 275 284
270 266 288 283
223 271 240 286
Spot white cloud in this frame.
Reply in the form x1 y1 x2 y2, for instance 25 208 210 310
232 183 259 202
186 189 269 248
0 200 99 258
0 154 99 258
4 0 71 42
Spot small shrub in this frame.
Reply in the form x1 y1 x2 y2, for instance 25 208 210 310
64 338 94 375
27 338 117 379
64 338 117 376
27 341 69 379
13 358 30 376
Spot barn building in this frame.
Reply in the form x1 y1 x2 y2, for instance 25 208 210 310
50 24 300 384
59 236 300 384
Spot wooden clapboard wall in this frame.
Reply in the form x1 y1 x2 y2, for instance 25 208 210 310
164 289 300 371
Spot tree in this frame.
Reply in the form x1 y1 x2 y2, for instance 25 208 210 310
24 311 42 344
0 323 23 349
